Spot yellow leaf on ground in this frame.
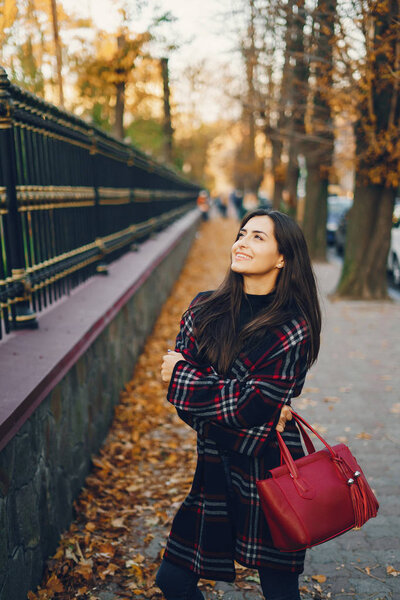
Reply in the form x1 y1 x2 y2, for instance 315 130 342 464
311 574 327 583
46 574 64 593
99 562 119 579
133 553 145 564
387 565 400 576
97 542 115 557
324 396 340 403
74 561 94 581
356 432 372 439
111 516 126 528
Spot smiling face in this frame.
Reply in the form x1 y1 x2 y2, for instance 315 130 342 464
231 215 284 294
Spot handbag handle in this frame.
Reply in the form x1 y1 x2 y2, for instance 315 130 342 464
293 416 315 454
276 410 338 481
291 411 338 458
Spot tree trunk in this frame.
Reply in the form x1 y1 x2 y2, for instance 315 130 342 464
335 181 395 299
285 142 299 218
270 134 284 209
160 57 173 164
50 0 64 107
113 34 126 141
272 178 284 210
238 0 262 195
114 81 125 140
282 0 308 218
335 0 399 299
302 0 336 258
302 157 328 261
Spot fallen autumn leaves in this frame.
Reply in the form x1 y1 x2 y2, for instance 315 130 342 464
28 219 241 600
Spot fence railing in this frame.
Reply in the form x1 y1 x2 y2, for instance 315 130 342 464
0 67 199 339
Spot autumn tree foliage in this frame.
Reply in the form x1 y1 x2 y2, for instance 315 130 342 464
73 28 151 140
0 0 90 101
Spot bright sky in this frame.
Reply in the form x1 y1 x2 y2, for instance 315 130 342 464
63 0 236 70
62 0 240 121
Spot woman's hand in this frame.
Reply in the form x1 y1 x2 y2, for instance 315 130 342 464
161 351 184 383
276 405 292 432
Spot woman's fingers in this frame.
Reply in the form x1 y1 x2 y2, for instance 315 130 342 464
276 405 292 432
161 351 184 383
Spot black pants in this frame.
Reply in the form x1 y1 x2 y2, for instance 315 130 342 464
156 559 301 600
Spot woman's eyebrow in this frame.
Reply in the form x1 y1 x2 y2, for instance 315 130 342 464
240 228 268 236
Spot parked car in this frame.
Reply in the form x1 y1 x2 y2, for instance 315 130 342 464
335 207 350 255
387 201 400 286
327 196 352 246
335 201 400 281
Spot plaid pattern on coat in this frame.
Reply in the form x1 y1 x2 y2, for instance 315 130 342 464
163 294 310 581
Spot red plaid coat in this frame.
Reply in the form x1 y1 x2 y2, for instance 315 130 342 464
163 294 310 581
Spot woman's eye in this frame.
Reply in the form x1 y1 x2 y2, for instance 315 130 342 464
255 234 262 240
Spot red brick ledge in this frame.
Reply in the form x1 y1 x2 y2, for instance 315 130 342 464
0 210 200 453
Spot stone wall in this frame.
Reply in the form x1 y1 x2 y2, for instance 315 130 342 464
0 213 199 600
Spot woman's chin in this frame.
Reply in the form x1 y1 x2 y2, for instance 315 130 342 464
231 263 250 274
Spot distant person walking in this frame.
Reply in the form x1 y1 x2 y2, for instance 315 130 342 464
214 195 228 218
230 188 245 220
157 209 321 600
196 190 210 221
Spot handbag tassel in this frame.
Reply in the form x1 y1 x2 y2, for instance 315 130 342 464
349 473 377 527
333 458 377 527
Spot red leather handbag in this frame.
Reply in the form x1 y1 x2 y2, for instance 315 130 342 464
256 411 379 552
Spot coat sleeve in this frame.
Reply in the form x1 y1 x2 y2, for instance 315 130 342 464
172 294 213 437
168 315 310 430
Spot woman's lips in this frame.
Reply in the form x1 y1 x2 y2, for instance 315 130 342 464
235 253 252 260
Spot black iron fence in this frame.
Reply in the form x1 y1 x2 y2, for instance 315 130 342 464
0 68 199 339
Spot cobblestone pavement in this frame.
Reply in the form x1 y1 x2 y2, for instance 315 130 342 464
293 262 400 600
35 218 400 600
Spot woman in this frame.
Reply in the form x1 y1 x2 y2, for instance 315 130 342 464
157 209 321 600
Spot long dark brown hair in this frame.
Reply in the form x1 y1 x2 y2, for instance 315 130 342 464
191 209 321 374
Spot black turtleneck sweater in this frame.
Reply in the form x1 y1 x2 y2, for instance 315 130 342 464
238 291 275 332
